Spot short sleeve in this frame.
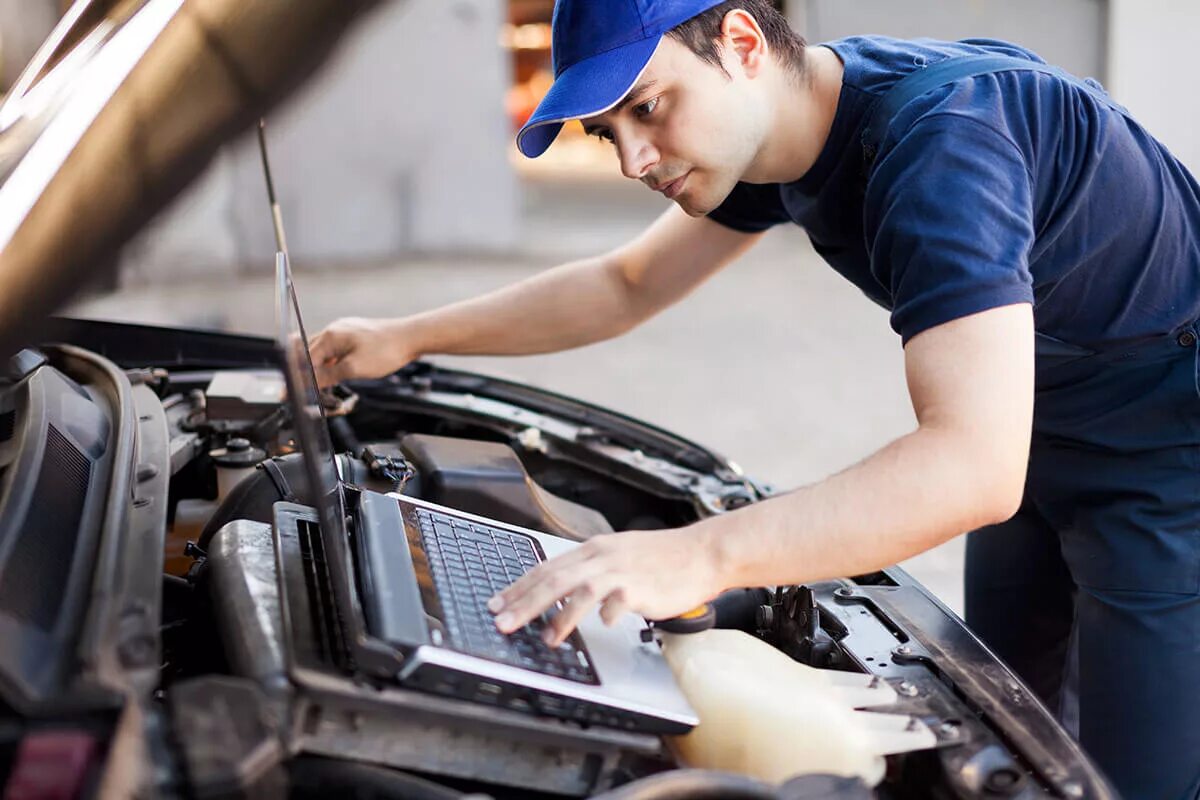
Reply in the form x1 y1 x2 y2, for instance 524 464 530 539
864 114 1036 343
706 181 791 233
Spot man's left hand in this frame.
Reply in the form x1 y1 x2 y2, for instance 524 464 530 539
488 527 724 647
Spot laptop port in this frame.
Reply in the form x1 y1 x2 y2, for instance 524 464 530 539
475 682 503 703
536 695 564 714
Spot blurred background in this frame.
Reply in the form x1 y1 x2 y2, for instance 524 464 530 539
3 0 1196 613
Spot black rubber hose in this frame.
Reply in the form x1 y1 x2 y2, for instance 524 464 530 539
712 587 773 630
590 769 781 800
286 756 469 800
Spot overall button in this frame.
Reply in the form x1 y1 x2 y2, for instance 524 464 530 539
1177 330 1197 347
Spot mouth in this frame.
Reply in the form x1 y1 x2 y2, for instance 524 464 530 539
654 172 690 200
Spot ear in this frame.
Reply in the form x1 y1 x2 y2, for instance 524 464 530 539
719 9 769 78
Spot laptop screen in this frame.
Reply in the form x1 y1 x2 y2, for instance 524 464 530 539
274 252 348 545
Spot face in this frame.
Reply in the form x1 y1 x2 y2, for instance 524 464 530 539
580 36 771 217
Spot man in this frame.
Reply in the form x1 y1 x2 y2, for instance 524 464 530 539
311 1 1200 796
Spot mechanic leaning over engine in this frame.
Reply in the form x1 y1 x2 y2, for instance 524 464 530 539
310 1 1200 796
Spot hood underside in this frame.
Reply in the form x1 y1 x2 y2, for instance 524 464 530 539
0 0 383 359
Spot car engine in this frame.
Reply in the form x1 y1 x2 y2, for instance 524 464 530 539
0 319 1114 799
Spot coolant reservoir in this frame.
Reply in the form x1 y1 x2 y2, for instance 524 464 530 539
660 628 937 786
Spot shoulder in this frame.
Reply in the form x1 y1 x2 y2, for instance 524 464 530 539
823 36 1046 97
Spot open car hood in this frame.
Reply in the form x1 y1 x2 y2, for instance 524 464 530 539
0 0 382 358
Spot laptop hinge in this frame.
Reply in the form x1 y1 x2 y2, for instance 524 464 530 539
353 490 432 654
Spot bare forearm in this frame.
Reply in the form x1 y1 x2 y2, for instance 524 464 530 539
404 256 643 358
700 426 1024 590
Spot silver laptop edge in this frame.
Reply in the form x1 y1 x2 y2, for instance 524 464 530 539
389 494 698 728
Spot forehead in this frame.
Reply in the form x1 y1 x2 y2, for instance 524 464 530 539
578 37 703 128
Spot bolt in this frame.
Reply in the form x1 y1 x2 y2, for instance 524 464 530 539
983 767 1022 795
938 721 960 738
895 645 913 657
835 587 855 599
897 681 919 697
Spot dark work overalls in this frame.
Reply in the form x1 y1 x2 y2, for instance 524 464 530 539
864 58 1200 800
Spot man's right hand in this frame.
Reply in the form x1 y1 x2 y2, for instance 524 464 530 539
309 316 417 388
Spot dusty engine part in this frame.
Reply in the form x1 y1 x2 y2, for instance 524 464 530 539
399 433 614 540
204 371 286 426
758 586 847 668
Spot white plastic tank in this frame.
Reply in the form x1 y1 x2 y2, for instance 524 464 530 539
660 628 936 786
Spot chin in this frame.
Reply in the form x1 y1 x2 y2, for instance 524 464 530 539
671 182 717 217
675 200 708 218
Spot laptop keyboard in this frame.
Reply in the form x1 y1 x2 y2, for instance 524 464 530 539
414 509 598 685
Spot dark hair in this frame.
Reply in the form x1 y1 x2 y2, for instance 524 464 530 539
667 0 807 80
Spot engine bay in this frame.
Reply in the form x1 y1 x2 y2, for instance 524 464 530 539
0 319 1114 799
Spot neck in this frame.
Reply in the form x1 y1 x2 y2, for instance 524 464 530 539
745 45 844 184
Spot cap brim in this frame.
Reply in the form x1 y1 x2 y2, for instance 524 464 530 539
516 35 661 158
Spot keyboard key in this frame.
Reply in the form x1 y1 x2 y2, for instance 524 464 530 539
457 528 494 545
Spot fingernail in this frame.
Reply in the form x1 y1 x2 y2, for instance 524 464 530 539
487 596 504 613
495 613 513 630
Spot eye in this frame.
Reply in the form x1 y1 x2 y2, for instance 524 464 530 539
588 128 615 144
633 96 659 118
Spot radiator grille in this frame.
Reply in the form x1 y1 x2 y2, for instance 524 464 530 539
0 424 92 630
297 519 347 666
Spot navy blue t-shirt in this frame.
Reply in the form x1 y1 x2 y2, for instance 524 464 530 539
708 36 1200 346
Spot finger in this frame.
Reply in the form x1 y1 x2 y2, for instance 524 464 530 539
313 355 349 389
546 577 617 647
493 556 604 634
598 588 631 628
308 329 337 365
489 544 596 615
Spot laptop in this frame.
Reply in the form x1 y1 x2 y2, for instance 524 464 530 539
270 252 698 735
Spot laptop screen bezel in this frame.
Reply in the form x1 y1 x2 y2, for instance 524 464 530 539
273 251 404 675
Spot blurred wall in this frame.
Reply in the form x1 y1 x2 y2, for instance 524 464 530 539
121 0 518 284
789 0 1106 82
1107 0 1199 174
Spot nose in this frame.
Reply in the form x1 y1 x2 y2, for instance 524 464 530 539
616 133 658 181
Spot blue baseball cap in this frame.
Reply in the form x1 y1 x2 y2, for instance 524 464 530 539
517 0 726 158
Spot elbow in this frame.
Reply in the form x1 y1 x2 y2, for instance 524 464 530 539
982 487 1023 526
974 462 1027 527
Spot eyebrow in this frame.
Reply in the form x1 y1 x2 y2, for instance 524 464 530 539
582 80 659 135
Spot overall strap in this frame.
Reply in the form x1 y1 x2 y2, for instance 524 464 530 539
860 54 1121 169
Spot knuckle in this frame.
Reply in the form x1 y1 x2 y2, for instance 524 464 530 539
547 573 571 596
